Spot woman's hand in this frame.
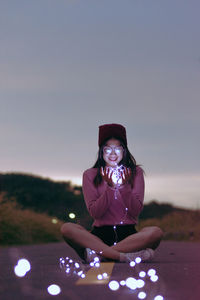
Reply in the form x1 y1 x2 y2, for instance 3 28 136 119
100 167 114 187
120 167 132 185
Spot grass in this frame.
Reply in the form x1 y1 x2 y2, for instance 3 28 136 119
137 210 200 241
1 193 200 246
0 194 64 246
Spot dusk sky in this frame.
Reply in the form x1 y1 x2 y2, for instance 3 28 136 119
1 0 200 210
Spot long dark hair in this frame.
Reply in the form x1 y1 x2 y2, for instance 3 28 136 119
92 137 140 188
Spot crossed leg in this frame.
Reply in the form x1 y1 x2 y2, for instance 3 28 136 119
61 223 163 261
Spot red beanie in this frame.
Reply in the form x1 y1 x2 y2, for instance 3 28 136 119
98 123 127 147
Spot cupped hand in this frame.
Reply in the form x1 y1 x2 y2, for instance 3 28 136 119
120 167 132 185
100 166 114 187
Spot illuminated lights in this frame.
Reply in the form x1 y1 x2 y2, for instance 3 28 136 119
129 261 136 267
108 280 120 291
14 258 31 277
95 262 100 268
47 284 61 296
52 218 58 224
136 279 145 288
154 296 164 300
120 280 126 286
103 273 108 278
69 213 76 219
138 291 147 299
147 269 156 276
135 257 142 264
110 165 124 185
94 257 100 262
139 271 146 278
97 274 103 280
125 277 137 290
150 275 159 282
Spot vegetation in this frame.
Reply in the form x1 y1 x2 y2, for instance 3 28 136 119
0 172 199 245
0 194 63 246
138 210 200 241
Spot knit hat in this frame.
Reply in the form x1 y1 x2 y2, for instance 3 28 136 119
98 123 127 147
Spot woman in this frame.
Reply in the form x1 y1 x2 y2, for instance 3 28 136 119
61 123 163 263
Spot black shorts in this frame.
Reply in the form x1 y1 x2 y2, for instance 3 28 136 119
91 224 137 246
72 224 137 261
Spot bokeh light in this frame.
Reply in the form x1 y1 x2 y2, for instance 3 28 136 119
69 213 76 219
47 284 61 296
108 280 120 291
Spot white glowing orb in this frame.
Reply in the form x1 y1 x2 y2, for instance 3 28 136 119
52 218 58 224
14 258 31 277
135 257 142 264
108 280 120 291
103 272 108 278
130 261 136 267
69 213 76 219
148 269 156 276
120 280 126 286
138 291 147 299
150 275 159 282
14 265 27 277
154 296 164 300
94 257 100 262
125 277 137 290
18 259 31 272
97 274 103 280
110 165 124 185
47 284 61 296
136 279 145 288
139 271 146 278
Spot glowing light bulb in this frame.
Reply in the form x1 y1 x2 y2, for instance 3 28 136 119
130 261 136 267
136 279 145 288
110 165 124 185
135 257 142 264
139 271 146 278
148 269 156 276
69 213 76 219
125 277 137 290
120 280 126 286
108 280 120 291
138 292 147 299
97 274 103 280
47 284 61 296
150 275 159 282
52 218 58 224
154 296 164 300
14 258 31 277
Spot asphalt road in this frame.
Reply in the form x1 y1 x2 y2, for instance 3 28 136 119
0 240 200 300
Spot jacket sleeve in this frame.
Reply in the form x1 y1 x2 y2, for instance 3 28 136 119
119 167 145 218
82 170 114 219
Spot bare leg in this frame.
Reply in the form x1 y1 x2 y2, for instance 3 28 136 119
111 226 163 253
61 223 121 261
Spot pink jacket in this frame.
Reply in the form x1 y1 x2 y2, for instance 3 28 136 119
82 166 145 227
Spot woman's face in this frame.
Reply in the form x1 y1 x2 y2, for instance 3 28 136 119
103 138 124 167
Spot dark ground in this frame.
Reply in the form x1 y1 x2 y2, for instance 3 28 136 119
0 241 200 300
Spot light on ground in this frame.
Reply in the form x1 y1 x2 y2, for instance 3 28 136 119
108 280 120 291
47 284 61 296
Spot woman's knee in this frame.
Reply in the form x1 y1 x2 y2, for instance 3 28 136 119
151 226 164 241
141 226 164 241
60 222 76 236
60 222 85 237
